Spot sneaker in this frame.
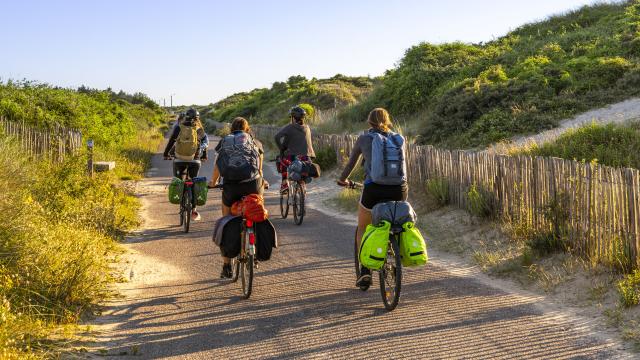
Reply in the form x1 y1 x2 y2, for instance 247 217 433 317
191 210 201 221
220 264 232 279
356 266 372 288
280 182 289 194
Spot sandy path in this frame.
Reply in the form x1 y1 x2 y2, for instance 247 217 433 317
87 141 631 359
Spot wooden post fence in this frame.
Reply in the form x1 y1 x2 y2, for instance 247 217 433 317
0 116 83 161
252 124 640 270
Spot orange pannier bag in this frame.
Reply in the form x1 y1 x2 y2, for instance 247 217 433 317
231 194 268 222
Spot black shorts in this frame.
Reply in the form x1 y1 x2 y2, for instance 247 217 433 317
173 161 201 179
360 182 408 210
222 178 264 207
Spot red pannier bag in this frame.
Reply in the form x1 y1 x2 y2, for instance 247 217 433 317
231 194 268 222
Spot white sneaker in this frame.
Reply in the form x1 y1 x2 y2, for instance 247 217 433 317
191 210 201 221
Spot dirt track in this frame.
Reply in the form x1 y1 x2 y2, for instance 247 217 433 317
90 143 630 359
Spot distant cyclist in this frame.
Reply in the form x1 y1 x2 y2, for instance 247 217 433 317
164 108 209 221
208 117 267 278
337 108 408 288
274 106 316 193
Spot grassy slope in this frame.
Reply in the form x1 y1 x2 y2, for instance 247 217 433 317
0 82 165 358
173 74 378 130
338 1 640 147
515 121 640 169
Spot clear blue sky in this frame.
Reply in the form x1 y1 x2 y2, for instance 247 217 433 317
1 0 609 106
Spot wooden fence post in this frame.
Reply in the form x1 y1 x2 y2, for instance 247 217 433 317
87 139 94 177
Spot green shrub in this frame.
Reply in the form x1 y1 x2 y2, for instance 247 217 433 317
425 177 449 207
314 146 337 171
466 183 497 218
617 270 640 307
297 103 315 119
526 232 567 256
215 124 231 137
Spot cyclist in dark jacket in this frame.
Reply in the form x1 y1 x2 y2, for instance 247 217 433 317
274 106 316 193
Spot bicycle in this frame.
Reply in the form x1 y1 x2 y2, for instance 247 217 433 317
277 157 307 226
179 176 195 233
166 156 197 233
342 181 403 311
210 183 260 299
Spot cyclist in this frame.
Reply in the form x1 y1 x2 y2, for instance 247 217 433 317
208 117 267 278
274 106 316 194
337 108 408 288
163 108 209 221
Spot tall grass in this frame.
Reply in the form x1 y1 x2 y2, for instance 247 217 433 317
516 121 640 169
0 129 158 357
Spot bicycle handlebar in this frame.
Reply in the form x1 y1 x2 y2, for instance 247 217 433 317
339 180 363 189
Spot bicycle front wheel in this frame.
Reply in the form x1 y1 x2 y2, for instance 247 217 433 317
183 188 192 233
280 188 290 219
293 184 305 226
379 236 402 311
241 254 254 299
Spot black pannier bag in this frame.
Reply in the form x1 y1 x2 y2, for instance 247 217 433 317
213 215 242 258
255 219 278 261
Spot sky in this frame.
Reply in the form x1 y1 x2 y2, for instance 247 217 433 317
1 0 611 106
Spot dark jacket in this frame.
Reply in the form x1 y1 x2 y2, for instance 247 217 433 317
274 123 315 158
163 122 208 160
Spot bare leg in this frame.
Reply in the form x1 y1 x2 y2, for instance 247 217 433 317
356 204 372 248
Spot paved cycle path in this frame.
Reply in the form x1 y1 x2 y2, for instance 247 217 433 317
93 144 628 359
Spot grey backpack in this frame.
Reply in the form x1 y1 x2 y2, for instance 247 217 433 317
372 201 416 226
369 131 406 185
216 132 260 182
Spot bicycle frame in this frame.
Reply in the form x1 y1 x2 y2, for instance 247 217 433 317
242 219 256 257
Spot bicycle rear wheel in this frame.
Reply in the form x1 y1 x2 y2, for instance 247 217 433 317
379 236 402 311
280 188 290 219
231 258 240 283
241 254 254 299
293 183 305 225
183 188 192 233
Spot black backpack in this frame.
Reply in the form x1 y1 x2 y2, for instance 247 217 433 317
216 132 260 182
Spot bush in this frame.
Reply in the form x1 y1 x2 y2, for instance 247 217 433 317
298 103 315 119
526 232 567 256
617 270 640 307
314 146 337 171
425 177 449 207
215 124 231 137
466 183 497 218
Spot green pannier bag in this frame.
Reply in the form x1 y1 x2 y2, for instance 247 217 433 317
400 222 428 267
359 220 391 270
193 177 208 206
168 177 184 204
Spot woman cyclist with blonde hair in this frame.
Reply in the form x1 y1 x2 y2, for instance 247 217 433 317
337 108 408 288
